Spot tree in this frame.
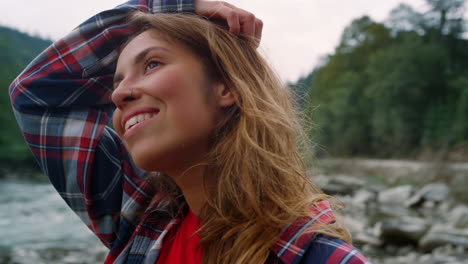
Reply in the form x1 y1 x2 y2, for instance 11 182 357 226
0 26 51 164
338 16 375 52
307 18 392 156
366 36 449 155
425 0 466 38
386 4 426 35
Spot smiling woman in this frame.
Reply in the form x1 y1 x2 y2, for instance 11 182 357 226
9 0 369 264
112 28 221 174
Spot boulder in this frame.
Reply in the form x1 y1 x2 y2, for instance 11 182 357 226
451 205 468 229
329 175 365 189
353 232 383 247
406 183 451 207
420 183 451 202
377 217 430 245
321 183 354 196
321 175 365 196
352 189 377 206
419 225 468 252
378 185 413 206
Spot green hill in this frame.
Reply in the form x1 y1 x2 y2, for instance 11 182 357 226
298 1 468 160
0 26 51 164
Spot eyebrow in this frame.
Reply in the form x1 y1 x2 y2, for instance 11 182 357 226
113 46 170 88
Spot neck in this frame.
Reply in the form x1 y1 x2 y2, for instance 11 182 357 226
167 164 208 216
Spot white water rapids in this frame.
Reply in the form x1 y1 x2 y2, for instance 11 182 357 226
0 179 107 263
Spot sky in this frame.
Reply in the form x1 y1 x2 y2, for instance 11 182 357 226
0 0 430 82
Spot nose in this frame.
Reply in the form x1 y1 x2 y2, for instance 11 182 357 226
111 82 136 109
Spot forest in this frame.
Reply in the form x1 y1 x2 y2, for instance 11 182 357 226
294 0 468 160
0 26 51 165
0 0 467 166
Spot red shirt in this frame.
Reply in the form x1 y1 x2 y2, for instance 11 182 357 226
155 210 202 264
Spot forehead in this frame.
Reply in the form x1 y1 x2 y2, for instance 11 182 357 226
118 30 172 60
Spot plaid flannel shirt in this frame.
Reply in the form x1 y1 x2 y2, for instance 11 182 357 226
9 1 370 263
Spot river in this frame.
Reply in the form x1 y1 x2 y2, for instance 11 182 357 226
0 179 107 263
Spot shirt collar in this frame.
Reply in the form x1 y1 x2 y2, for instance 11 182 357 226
270 200 336 264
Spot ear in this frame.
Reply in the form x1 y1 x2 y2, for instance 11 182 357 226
213 81 236 107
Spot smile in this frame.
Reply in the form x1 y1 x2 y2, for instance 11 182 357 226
124 111 159 132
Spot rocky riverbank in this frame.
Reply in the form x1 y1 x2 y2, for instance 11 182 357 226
1 159 467 263
313 159 468 264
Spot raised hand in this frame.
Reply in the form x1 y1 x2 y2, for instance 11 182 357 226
194 0 263 42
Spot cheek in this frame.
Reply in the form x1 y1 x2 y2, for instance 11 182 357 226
151 62 210 99
151 68 192 99
172 100 218 142
165 87 216 138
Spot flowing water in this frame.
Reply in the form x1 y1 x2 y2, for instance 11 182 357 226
0 179 107 263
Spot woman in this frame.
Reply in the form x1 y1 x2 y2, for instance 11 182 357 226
9 0 370 263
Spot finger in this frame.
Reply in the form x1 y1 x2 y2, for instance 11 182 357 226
226 10 241 35
195 1 261 38
212 5 241 35
218 1 236 9
254 18 263 42
239 12 256 37
220 4 256 37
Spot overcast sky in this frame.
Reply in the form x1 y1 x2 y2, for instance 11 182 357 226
0 0 431 82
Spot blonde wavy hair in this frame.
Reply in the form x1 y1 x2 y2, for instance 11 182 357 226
126 12 350 264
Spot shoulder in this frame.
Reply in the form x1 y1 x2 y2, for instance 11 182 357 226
300 234 371 264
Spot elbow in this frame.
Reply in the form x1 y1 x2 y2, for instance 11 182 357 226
9 76 23 111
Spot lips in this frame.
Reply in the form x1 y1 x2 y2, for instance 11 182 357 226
121 108 160 133
125 112 159 131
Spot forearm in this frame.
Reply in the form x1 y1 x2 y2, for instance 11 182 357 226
10 0 194 112
8 0 194 248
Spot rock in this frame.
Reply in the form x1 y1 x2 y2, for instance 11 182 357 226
321 175 364 196
375 249 468 264
321 183 354 196
432 244 468 260
420 183 451 202
341 215 366 234
451 205 468 229
9 245 107 264
419 225 468 252
377 252 421 264
373 204 411 219
406 183 451 207
353 189 377 206
377 217 430 245
378 185 413 206
329 175 365 189
395 245 414 256
353 232 383 247
419 251 465 264
310 174 329 188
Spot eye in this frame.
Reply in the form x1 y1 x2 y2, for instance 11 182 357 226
145 60 161 72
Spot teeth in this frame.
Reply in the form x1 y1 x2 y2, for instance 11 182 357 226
124 112 157 131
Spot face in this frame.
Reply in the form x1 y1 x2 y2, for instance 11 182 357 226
112 29 227 173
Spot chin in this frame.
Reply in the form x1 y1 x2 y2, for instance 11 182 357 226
130 149 179 173
132 154 162 172
127 139 210 174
